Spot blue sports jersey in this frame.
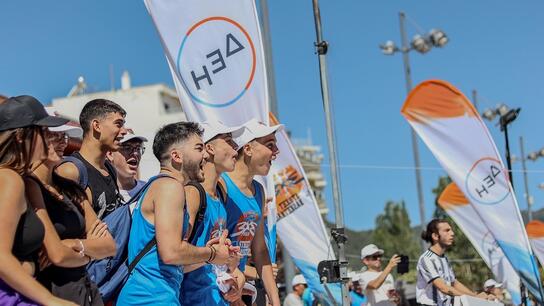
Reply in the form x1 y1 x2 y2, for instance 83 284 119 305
118 176 189 306
221 173 263 271
180 188 229 306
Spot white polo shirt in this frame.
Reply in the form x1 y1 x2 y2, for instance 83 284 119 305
416 249 456 306
358 270 396 306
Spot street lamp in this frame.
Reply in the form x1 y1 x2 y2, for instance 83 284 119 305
379 12 449 252
481 104 521 176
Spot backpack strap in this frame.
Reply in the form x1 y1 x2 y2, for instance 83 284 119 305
186 181 207 244
104 160 121 196
60 156 88 190
127 237 156 274
126 174 176 273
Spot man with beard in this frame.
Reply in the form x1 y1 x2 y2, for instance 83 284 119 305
221 119 282 306
416 219 492 306
56 99 127 219
107 131 148 202
117 122 236 306
180 120 246 306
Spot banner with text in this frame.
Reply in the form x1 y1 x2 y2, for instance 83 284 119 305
401 80 543 302
145 0 268 125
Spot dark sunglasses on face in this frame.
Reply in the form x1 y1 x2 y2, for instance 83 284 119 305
368 255 382 260
47 131 69 143
119 144 145 155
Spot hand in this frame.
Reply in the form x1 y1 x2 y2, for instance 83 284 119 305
88 220 109 239
210 231 230 265
385 254 401 272
486 294 496 301
271 263 278 280
226 250 242 272
61 239 85 256
222 276 241 302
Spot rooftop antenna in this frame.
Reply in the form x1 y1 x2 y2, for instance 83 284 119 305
67 76 87 97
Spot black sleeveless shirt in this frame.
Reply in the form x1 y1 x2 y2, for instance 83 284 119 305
12 203 45 265
33 179 88 284
72 152 120 219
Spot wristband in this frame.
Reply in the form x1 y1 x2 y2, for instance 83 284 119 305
206 245 216 263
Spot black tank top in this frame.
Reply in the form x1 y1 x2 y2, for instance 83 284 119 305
33 179 88 284
12 203 45 264
72 152 120 219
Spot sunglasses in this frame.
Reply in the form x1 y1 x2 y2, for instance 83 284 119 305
47 131 69 143
367 255 382 260
119 144 145 155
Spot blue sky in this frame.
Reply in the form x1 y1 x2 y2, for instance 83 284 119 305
2 1 544 231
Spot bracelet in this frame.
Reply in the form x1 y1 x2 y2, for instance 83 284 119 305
206 245 216 263
77 239 85 256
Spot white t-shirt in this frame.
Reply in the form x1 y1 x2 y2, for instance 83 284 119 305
120 180 146 203
283 292 304 306
358 270 396 306
416 249 456 306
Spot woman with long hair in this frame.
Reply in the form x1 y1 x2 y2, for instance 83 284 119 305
25 116 116 305
0 95 75 306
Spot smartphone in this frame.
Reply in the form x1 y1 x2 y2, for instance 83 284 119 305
397 255 409 274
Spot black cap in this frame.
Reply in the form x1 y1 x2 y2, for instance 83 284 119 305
0 95 69 131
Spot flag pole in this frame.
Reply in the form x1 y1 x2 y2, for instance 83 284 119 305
311 0 350 304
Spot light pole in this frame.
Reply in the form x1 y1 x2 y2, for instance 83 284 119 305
524 146 544 220
481 104 528 305
311 0 350 304
380 12 449 251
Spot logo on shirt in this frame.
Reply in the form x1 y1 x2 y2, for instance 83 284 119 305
210 218 226 239
231 211 259 256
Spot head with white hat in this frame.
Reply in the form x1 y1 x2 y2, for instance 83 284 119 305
291 274 307 296
107 129 148 182
361 244 385 270
233 118 283 176
200 120 244 173
483 279 502 292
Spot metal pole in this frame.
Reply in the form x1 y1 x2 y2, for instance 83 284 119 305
311 0 350 304
257 0 296 295
399 11 426 252
258 0 279 117
519 136 533 222
503 124 528 306
472 89 478 112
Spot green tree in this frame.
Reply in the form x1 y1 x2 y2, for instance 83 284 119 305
432 176 492 290
372 200 420 283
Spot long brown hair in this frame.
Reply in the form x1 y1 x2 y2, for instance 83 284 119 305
0 126 47 175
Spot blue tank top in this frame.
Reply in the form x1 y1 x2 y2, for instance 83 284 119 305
180 188 229 306
221 173 263 271
117 176 189 306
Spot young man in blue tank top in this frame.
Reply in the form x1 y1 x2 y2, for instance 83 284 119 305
221 118 283 306
181 120 246 305
117 122 235 306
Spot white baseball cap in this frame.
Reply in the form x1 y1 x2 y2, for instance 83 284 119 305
291 274 307 287
484 279 502 288
45 109 83 138
121 134 148 144
200 120 244 144
233 118 283 148
360 244 384 259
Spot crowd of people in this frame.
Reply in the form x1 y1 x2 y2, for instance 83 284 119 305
0 95 284 305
